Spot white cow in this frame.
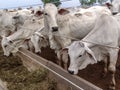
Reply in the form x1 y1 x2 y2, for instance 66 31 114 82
0 7 43 38
1 17 44 56
0 10 16 37
30 27 49 53
111 0 120 14
0 10 29 37
65 14 120 90
44 3 111 69
106 0 120 15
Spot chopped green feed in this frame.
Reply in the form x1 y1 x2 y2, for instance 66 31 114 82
0 50 57 90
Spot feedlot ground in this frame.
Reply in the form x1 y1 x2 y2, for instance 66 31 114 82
40 46 120 90
0 48 56 90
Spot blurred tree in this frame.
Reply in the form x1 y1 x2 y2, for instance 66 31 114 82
42 0 61 6
80 0 95 5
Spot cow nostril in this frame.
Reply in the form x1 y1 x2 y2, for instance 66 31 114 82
112 12 118 15
68 70 74 75
9 40 13 44
4 45 7 48
32 19 35 21
9 53 13 57
52 27 58 32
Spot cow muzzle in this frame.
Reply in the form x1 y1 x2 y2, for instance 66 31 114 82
52 27 58 32
112 12 118 15
68 70 74 75
68 68 78 75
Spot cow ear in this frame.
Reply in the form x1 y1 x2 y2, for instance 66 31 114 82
79 41 84 47
62 48 68 53
58 9 70 15
35 11 43 16
31 10 34 14
61 46 70 54
84 45 97 63
106 3 112 6
105 3 113 8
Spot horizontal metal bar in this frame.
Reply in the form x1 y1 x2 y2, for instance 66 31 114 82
18 48 102 90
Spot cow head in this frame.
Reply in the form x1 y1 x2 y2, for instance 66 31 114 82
63 41 97 75
44 3 70 32
111 3 120 15
1 36 24 56
12 14 25 28
105 0 120 15
1 37 13 56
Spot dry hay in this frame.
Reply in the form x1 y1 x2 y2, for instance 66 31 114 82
0 50 57 90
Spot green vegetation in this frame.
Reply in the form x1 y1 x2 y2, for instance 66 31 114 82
42 0 61 6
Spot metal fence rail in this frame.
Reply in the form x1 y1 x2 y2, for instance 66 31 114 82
17 48 102 90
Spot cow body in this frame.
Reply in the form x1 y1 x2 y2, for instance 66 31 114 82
1 17 44 56
44 3 111 68
66 14 120 90
106 0 120 14
0 11 16 37
44 3 111 49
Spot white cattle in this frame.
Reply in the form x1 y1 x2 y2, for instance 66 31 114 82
0 7 43 37
30 27 49 53
106 0 120 15
44 3 111 69
0 10 29 37
65 14 120 90
15 7 43 19
111 0 120 14
1 17 44 56
0 10 16 37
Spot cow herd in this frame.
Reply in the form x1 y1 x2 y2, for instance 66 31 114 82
0 0 120 89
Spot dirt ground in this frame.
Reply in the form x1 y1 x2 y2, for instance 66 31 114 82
0 49 57 90
39 46 120 90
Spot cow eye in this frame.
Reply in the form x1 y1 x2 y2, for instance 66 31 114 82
79 55 82 57
44 13 48 15
9 40 13 44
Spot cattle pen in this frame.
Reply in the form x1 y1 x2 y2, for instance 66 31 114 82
5 47 102 90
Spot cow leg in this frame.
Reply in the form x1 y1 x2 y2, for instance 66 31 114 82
56 51 62 66
108 50 118 90
62 50 69 70
102 56 108 78
28 41 34 52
